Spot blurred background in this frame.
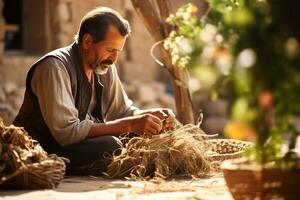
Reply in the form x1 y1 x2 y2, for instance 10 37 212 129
5 0 299 143
1 0 226 136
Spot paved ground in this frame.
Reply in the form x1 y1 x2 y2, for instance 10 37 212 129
0 173 233 200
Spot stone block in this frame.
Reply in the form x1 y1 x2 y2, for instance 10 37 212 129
0 55 38 86
7 94 23 110
157 93 176 111
57 33 72 47
149 81 165 95
0 86 6 102
57 3 71 22
3 82 18 95
122 82 138 100
23 0 50 53
141 102 163 110
0 102 16 125
136 84 157 104
61 22 74 35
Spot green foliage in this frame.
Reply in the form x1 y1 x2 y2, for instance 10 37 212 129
164 3 202 68
243 130 283 164
164 1 300 164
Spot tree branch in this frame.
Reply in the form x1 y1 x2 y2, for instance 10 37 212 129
131 0 165 41
155 0 173 36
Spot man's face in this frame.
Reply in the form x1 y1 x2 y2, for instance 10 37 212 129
86 25 127 75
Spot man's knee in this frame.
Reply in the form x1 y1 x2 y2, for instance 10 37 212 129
64 136 122 175
61 136 121 164
102 136 122 156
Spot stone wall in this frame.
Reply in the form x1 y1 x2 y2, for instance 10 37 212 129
0 54 37 124
23 0 51 54
49 0 75 50
0 81 25 125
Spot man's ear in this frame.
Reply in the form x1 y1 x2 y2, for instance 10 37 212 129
82 34 93 49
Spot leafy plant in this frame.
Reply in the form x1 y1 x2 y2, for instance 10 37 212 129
164 1 300 165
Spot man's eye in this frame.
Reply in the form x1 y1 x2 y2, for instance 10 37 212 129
106 48 115 53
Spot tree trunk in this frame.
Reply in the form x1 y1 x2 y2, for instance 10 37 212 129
131 0 195 124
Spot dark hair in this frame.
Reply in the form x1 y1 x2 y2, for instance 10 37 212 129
76 7 131 43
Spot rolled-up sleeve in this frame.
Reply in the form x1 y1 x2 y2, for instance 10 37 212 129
31 57 93 146
102 65 140 121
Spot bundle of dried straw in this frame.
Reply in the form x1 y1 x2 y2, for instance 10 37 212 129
107 124 252 179
0 117 67 189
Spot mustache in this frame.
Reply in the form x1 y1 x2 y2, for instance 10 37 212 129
100 59 113 65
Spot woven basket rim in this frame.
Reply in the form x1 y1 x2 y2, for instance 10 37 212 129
221 157 300 171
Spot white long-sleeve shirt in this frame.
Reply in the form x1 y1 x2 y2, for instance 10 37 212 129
31 57 139 146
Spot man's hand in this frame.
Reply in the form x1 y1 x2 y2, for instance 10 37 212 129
128 114 163 135
88 109 176 138
134 108 176 131
88 113 164 138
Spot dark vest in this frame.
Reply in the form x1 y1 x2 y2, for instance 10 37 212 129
13 43 104 150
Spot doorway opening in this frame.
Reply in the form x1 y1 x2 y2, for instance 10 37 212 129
2 0 22 50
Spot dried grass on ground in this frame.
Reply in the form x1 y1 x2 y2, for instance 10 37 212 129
107 124 252 180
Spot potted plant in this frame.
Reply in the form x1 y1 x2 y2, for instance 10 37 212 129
164 1 300 199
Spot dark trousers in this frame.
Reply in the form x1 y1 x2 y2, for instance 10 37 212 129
45 136 122 176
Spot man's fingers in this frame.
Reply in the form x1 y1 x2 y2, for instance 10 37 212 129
150 114 163 125
154 111 168 119
149 126 160 135
144 114 163 134
165 121 175 129
150 122 162 134
163 109 175 118
143 126 160 135
162 115 176 129
148 116 162 134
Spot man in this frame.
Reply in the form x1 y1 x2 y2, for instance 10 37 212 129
14 7 175 174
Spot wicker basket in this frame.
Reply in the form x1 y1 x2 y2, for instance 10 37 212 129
205 139 253 162
222 159 300 200
0 145 67 189
0 158 66 189
0 119 67 189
